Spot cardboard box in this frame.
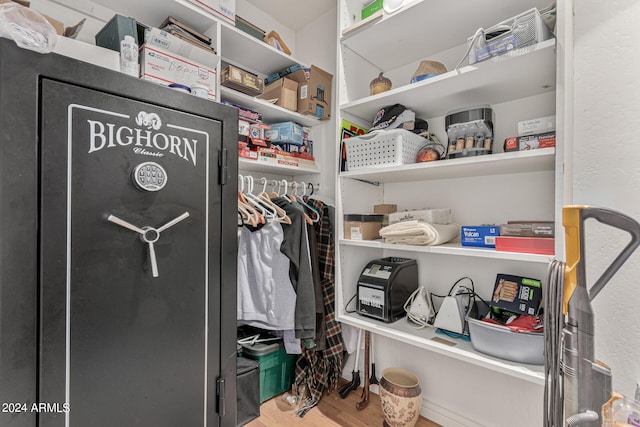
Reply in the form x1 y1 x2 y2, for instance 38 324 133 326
257 150 299 168
258 77 298 112
140 45 216 100
389 208 452 225
286 65 333 120
238 120 250 137
374 204 398 214
518 115 556 136
185 0 235 24
264 64 303 85
221 64 263 96
221 100 262 123
503 132 556 152
491 274 543 316
461 225 500 248
495 236 555 255
238 142 258 160
265 121 304 144
144 27 219 69
344 214 383 240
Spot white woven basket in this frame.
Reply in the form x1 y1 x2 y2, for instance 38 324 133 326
345 129 427 170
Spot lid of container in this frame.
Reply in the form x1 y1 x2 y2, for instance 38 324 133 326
344 214 384 222
241 339 284 356
237 356 260 374
168 83 191 93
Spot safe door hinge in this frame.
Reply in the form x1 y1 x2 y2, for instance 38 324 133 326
218 148 228 185
216 377 226 416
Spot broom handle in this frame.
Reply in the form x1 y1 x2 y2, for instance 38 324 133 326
354 329 363 370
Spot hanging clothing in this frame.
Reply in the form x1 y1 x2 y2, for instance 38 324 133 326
294 198 344 417
306 221 325 351
237 222 296 331
272 197 316 341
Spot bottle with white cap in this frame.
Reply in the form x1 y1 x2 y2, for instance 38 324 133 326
120 35 139 78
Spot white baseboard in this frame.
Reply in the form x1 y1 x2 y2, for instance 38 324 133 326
421 397 479 427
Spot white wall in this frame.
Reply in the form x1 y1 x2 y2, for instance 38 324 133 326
572 0 640 398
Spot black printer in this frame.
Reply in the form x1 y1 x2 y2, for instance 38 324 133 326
357 257 418 323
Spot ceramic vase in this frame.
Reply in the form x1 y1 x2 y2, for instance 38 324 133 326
380 368 422 427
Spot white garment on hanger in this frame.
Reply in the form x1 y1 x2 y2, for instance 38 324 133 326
237 222 296 330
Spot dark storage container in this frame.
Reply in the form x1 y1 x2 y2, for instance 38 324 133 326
237 357 260 426
95 14 142 52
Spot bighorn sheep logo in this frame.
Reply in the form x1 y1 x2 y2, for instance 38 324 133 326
135 112 162 130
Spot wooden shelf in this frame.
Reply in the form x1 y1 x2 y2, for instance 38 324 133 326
340 0 552 71
339 147 555 184
341 39 556 121
220 87 322 127
338 239 553 263
238 158 319 176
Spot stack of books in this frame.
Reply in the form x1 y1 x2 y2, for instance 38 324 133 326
160 16 217 54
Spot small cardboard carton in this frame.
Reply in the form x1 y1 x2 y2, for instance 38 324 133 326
491 274 542 316
461 225 500 248
265 121 304 145
140 45 216 100
344 214 384 240
374 204 398 214
144 27 219 69
258 77 298 112
287 65 333 120
221 64 263 96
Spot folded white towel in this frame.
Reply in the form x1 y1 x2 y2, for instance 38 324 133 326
379 220 459 246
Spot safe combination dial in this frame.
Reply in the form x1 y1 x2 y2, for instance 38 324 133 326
133 162 167 192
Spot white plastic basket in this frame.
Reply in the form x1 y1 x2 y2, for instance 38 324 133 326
345 129 427 170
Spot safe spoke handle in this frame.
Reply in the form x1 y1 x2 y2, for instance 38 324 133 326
157 212 190 232
106 212 190 279
107 214 145 235
147 241 159 277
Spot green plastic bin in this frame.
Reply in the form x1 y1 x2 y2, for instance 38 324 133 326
241 340 297 403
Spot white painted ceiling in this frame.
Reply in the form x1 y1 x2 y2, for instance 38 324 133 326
245 0 337 31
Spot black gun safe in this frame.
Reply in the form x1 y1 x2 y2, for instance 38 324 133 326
0 39 238 427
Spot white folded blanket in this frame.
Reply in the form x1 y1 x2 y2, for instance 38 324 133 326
379 220 460 246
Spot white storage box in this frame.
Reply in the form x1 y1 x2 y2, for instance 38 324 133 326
345 129 427 170
389 208 452 225
468 8 554 65
140 45 216 100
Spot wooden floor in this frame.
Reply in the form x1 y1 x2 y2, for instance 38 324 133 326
245 384 441 427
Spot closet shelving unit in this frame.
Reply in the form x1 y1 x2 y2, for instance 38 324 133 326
93 0 323 177
335 0 561 385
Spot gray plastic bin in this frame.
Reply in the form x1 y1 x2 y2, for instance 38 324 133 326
466 317 544 365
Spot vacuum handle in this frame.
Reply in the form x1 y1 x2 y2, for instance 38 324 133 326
563 206 640 313
583 207 640 300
